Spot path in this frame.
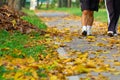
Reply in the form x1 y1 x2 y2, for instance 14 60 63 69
36 11 120 80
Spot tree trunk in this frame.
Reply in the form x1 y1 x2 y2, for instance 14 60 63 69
14 0 21 10
46 0 49 8
67 0 71 8
58 0 71 8
30 0 37 10
8 0 14 9
39 2 43 8
37 0 39 7
64 0 67 7
7 0 22 10
58 0 61 7
21 0 26 7
0 0 4 7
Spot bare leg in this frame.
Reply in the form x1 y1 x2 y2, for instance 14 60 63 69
88 11 94 26
86 11 94 35
81 10 90 36
81 10 90 26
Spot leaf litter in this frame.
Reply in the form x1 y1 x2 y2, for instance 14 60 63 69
0 9 120 80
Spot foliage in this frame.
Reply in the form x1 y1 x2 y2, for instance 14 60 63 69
50 0 57 8
45 7 107 22
0 66 7 80
22 8 47 29
99 1 105 8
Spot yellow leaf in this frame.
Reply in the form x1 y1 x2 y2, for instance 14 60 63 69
74 65 90 74
86 61 96 68
45 34 50 37
63 58 72 63
32 71 38 79
1 47 10 51
86 36 96 42
114 62 120 66
14 72 23 79
63 69 73 76
11 19 16 27
50 75 58 80
27 56 35 63
97 43 105 47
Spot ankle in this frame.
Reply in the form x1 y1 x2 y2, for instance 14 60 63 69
82 26 87 32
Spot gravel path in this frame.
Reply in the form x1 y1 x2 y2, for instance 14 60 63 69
36 11 120 80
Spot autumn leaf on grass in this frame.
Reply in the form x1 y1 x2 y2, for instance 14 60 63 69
27 56 35 63
14 72 24 80
1 47 10 51
13 49 22 55
45 34 51 38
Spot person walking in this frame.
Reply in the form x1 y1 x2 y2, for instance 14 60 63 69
80 0 100 36
105 0 120 37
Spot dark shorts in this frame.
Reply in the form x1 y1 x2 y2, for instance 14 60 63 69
80 0 99 11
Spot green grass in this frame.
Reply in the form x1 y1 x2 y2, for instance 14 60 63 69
0 8 47 60
0 65 7 80
22 8 47 29
43 7 108 22
94 9 108 22
0 30 46 60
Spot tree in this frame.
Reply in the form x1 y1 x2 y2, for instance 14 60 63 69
46 0 50 8
36 0 40 7
58 0 71 8
67 0 71 7
0 0 4 7
30 0 37 10
7 0 22 10
0 0 6 7
21 0 26 7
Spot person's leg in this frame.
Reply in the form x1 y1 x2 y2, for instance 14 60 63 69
80 0 91 36
105 0 119 36
108 14 119 37
114 0 120 35
105 0 110 24
87 11 94 35
81 10 90 36
113 12 119 35
106 0 119 37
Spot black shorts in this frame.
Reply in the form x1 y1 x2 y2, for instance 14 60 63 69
80 0 99 11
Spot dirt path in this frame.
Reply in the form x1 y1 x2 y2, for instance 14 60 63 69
36 11 120 80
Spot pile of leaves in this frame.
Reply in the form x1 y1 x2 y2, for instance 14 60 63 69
0 5 43 34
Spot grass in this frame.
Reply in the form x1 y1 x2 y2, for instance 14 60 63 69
0 30 46 60
41 7 108 22
22 8 47 29
0 8 47 60
0 7 48 79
